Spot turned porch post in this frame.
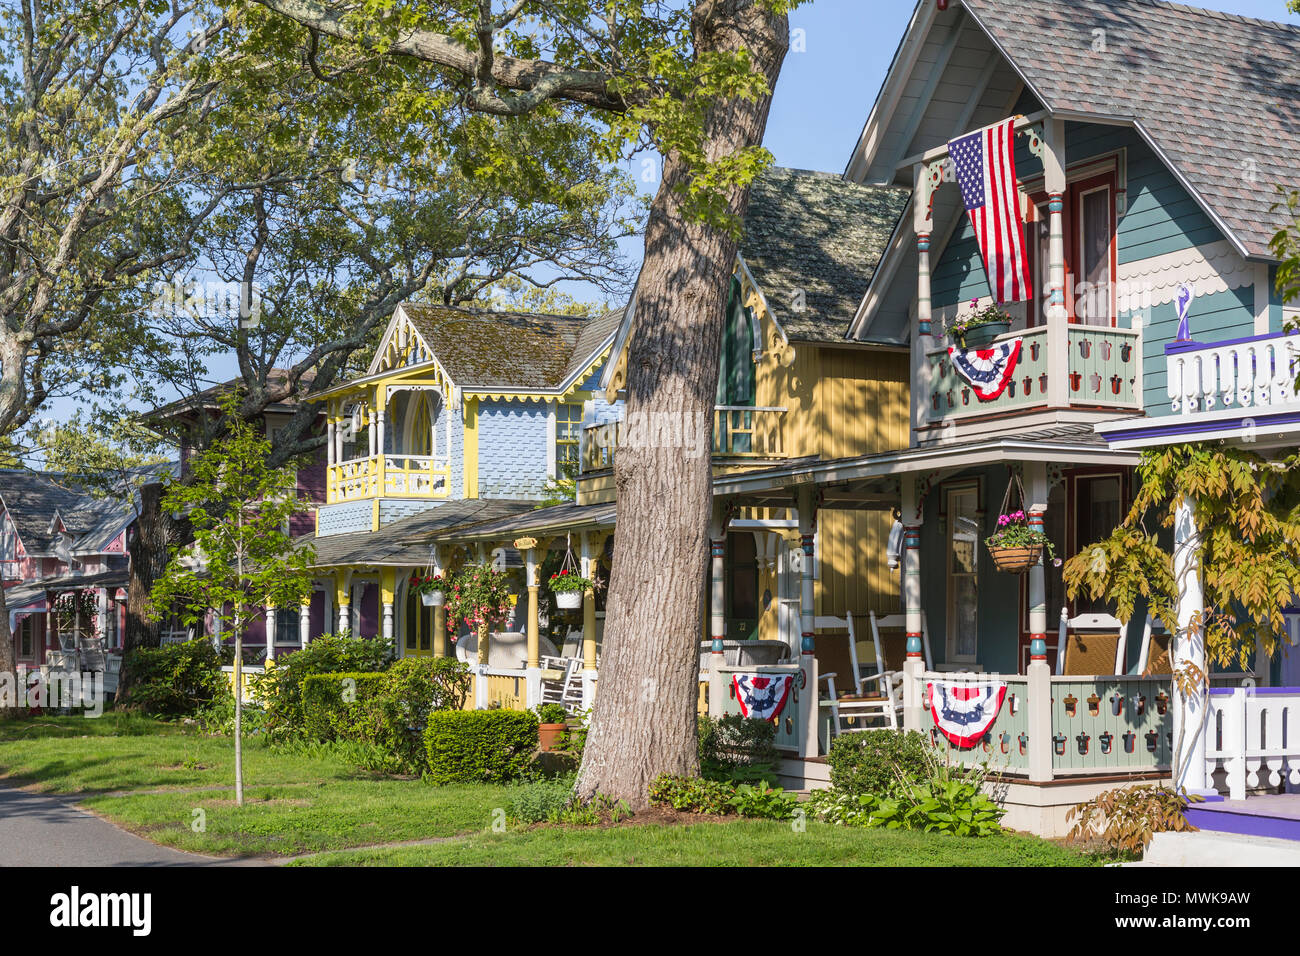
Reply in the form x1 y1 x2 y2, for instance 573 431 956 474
299 598 311 649
336 571 352 636
431 546 447 658
381 567 395 649
1025 462 1050 662
519 539 542 709
902 480 925 733
1043 117 1069 408
794 484 819 757
581 533 598 709
708 500 731 716
912 163 935 435
1173 496 1208 791
265 605 276 663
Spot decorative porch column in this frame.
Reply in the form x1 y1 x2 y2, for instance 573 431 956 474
380 568 395 649
581 533 598 710
299 599 311 649
1025 462 1050 663
795 485 819 758
1173 496 1208 791
431 546 447 658
1043 118 1069 408
518 539 541 709
265 606 276 663
912 163 936 434
708 500 730 717
901 480 925 733
336 571 352 636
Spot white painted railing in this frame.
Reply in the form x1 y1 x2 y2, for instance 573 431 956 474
1168 332 1300 414
1205 686 1300 800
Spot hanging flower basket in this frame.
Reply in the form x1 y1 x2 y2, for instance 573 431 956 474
548 536 596 612
555 590 583 610
410 572 446 606
987 543 1044 573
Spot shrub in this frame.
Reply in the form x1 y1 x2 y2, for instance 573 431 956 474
252 632 392 739
698 713 779 783
648 773 797 819
1067 785 1200 855
120 640 223 718
424 710 539 784
507 774 577 823
300 672 388 741
361 658 472 772
197 689 265 735
728 781 797 820
826 729 930 798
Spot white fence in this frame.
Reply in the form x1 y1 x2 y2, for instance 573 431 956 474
1205 687 1300 799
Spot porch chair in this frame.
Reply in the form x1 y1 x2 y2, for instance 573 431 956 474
866 610 934 673
538 654 577 707
1054 609 1127 676
1137 615 1173 676
814 612 907 735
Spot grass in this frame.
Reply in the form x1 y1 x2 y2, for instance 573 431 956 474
0 711 1098 865
292 821 1097 867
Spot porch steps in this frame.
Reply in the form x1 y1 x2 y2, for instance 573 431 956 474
1139 830 1300 867
1184 793 1300 842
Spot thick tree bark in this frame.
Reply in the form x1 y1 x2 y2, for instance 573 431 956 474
575 2 789 808
119 482 188 700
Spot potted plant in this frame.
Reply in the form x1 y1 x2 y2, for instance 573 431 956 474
410 572 445 606
984 510 1057 573
536 703 569 751
948 299 1013 349
548 567 594 610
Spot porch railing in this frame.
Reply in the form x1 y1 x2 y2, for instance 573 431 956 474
922 674 1032 775
579 406 788 474
1205 686 1300 800
1048 675 1172 775
925 325 1140 423
713 663 806 754
1167 331 1300 415
326 454 450 502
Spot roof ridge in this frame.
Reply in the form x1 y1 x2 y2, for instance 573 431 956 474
1126 0 1300 32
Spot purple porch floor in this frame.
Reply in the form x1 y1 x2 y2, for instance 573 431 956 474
1186 793 1300 842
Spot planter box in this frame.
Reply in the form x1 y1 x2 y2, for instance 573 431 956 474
956 320 1010 349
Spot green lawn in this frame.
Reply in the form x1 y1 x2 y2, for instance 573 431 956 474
0 712 1097 866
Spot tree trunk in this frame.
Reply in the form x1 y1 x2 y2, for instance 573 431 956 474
0 583 16 717
575 1 789 808
119 481 187 700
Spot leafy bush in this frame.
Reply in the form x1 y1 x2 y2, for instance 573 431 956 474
300 672 388 741
424 710 539 784
120 640 224 718
1067 785 1200 854
361 658 472 772
648 774 796 819
698 713 779 783
507 774 577 823
808 752 1004 837
252 633 392 739
826 729 930 798
197 690 265 735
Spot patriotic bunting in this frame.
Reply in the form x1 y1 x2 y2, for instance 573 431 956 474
928 680 1008 748
948 338 1023 401
732 674 793 721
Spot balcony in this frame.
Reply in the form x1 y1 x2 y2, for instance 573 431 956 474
1167 331 1300 415
924 325 1140 423
327 454 450 503
579 405 788 474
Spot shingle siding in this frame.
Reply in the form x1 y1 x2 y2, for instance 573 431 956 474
476 399 551 500
316 500 372 536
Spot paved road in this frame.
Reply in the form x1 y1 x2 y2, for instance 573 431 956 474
0 785 250 866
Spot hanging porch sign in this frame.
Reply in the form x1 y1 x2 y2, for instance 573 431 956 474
947 338 1022 401
927 680 1008 748
732 674 794 721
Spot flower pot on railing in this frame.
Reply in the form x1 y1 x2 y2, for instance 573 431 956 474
958 319 1010 349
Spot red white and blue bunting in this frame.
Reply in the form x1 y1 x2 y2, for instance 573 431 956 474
927 680 1008 748
947 339 1022 401
732 674 794 721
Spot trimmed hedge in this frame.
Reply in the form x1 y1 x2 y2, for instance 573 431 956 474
424 710 539 784
253 632 392 740
301 672 388 741
826 729 930 799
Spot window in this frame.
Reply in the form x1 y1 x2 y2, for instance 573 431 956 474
17 617 34 660
1025 167 1118 328
556 403 583 468
275 606 299 645
1073 474 1123 616
946 487 980 662
725 532 759 640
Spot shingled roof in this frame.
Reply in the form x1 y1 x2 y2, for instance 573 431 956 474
0 470 144 556
740 167 909 343
400 304 622 390
961 0 1300 259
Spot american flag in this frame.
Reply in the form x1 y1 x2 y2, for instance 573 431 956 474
948 118 1030 304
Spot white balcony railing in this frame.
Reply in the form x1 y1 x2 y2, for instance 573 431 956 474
1168 331 1300 415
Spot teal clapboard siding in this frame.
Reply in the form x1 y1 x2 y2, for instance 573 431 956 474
1142 285 1255 417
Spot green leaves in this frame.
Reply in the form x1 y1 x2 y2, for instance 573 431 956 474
1065 444 1300 672
149 391 316 633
